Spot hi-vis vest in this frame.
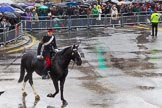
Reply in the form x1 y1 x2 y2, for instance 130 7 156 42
151 12 160 23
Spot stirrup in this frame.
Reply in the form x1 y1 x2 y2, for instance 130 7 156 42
42 75 50 79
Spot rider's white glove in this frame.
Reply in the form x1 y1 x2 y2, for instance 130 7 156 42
37 55 43 59
55 49 59 52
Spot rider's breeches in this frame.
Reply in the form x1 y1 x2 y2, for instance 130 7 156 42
45 56 51 68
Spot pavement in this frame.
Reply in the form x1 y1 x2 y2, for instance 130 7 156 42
0 32 37 54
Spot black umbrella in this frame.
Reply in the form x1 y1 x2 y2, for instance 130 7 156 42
10 4 24 11
13 12 21 17
3 12 17 18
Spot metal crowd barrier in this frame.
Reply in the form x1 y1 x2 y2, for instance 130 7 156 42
0 12 156 45
20 12 155 30
0 22 23 45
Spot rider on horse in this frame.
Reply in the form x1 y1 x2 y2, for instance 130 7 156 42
37 29 58 79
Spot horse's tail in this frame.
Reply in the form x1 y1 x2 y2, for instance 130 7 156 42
18 59 25 83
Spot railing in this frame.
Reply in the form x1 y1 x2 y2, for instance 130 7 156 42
20 12 154 30
0 22 23 45
0 12 158 45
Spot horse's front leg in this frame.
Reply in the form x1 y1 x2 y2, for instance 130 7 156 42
60 78 68 106
28 73 40 101
47 79 59 98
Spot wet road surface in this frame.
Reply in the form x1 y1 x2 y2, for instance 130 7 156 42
0 26 162 108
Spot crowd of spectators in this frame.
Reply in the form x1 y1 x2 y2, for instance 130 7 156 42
22 1 162 19
1 0 162 32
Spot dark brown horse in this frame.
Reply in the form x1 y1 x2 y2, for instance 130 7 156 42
18 44 82 105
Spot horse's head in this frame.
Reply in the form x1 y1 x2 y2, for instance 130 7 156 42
71 44 82 66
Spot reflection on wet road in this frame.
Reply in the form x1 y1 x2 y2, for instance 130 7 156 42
1 27 162 107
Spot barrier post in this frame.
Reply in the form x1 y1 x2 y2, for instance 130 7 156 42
121 13 123 27
104 14 106 28
87 15 90 29
68 16 71 30
3 27 6 46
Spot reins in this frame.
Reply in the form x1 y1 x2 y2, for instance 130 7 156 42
71 61 75 70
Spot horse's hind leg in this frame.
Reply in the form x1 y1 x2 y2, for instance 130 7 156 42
22 74 29 97
28 73 40 101
22 82 27 97
60 78 68 106
47 79 59 98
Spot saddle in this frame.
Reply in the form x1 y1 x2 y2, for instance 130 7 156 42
31 56 45 68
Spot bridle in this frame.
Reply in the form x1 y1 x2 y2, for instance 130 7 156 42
70 46 80 69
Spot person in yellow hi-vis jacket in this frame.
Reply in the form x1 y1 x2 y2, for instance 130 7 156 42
150 9 161 37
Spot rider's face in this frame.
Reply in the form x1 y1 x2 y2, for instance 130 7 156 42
47 32 53 36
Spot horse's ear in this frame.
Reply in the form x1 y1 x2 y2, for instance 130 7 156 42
72 44 78 48
75 44 79 48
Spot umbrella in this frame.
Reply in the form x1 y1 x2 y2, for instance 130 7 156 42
55 2 67 8
3 12 17 18
66 2 78 6
15 8 25 14
25 2 35 6
25 6 34 10
79 4 89 8
35 0 41 3
79 2 90 8
17 3 28 8
34 3 41 7
117 1 132 5
44 2 55 7
13 12 21 17
10 4 24 11
38 5 48 10
0 4 15 12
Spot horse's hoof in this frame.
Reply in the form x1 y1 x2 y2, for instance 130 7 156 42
47 93 54 98
62 100 68 106
22 92 27 97
35 95 40 101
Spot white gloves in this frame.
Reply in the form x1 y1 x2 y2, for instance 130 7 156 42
37 55 43 59
55 49 59 52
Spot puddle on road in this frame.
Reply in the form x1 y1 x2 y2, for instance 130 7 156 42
136 31 150 44
90 102 110 108
0 78 14 81
76 62 114 94
137 85 155 90
109 30 162 78
109 57 162 77
82 81 113 94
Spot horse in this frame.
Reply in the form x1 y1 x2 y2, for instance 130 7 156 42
18 44 82 105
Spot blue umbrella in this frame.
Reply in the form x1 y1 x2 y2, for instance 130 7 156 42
0 4 15 12
66 2 78 6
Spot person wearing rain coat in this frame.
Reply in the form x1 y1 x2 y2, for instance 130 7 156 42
150 9 160 37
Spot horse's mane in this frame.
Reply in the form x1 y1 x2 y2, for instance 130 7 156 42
59 46 72 55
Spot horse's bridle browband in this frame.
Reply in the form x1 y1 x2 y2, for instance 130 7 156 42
71 46 79 69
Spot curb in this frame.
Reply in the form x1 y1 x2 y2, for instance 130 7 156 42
7 33 37 54
0 33 37 54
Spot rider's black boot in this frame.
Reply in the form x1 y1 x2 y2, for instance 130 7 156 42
42 67 50 79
